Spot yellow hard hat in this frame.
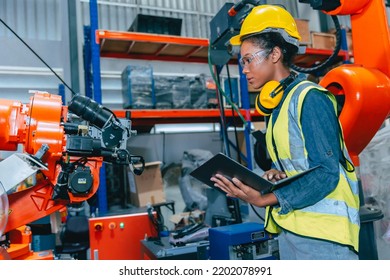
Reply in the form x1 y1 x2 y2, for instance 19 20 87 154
230 5 301 46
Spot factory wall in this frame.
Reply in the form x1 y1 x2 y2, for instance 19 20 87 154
0 0 71 103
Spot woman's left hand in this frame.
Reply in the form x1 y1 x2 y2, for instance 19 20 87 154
210 174 263 207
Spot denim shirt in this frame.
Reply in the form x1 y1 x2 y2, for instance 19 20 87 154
271 77 341 214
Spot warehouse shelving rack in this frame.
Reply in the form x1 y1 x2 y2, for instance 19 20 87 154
89 30 350 130
86 0 350 214
93 29 264 122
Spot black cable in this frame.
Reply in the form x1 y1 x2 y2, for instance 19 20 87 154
291 15 342 75
0 18 77 96
147 207 160 237
225 64 242 163
215 66 231 156
146 206 169 239
250 204 265 222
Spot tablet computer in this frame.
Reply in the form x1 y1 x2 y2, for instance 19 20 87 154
190 152 319 194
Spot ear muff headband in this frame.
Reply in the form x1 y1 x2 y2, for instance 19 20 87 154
255 74 296 116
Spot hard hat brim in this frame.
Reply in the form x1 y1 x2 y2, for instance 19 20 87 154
230 34 242 46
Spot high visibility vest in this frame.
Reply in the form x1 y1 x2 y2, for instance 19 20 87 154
264 81 360 252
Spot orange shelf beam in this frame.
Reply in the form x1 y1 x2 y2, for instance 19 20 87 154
96 30 209 46
114 108 263 128
96 30 211 63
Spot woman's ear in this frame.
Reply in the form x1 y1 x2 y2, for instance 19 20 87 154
271 47 283 63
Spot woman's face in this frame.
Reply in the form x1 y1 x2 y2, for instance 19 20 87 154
240 40 274 90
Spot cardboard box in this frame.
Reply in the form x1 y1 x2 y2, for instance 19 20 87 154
128 161 165 207
295 18 311 45
329 28 353 53
311 32 336 50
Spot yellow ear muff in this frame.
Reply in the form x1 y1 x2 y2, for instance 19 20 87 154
255 80 284 116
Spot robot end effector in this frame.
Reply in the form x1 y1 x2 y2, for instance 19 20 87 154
51 94 145 201
66 94 144 171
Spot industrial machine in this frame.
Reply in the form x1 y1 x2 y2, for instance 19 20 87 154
209 1 259 66
89 212 157 260
209 222 278 260
0 92 144 259
209 0 390 259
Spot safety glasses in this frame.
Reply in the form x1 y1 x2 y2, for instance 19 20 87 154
239 49 270 69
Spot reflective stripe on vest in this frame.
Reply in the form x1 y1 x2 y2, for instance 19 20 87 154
264 80 360 252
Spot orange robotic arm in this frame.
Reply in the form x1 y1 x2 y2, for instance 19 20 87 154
0 92 67 181
314 0 390 165
0 92 104 235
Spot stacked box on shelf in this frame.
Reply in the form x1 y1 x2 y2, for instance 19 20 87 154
190 75 208 109
328 28 353 52
187 74 218 109
154 75 192 109
154 75 175 109
155 74 213 109
310 32 336 50
121 65 155 109
189 75 219 109
129 14 182 36
294 18 311 45
172 76 191 109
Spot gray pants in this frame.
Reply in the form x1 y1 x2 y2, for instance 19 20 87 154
277 230 359 260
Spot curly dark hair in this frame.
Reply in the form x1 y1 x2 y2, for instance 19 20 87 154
242 32 298 67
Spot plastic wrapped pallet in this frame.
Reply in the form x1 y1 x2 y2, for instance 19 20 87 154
154 75 194 109
121 65 154 109
172 76 191 109
154 74 212 109
154 75 175 109
190 75 208 109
